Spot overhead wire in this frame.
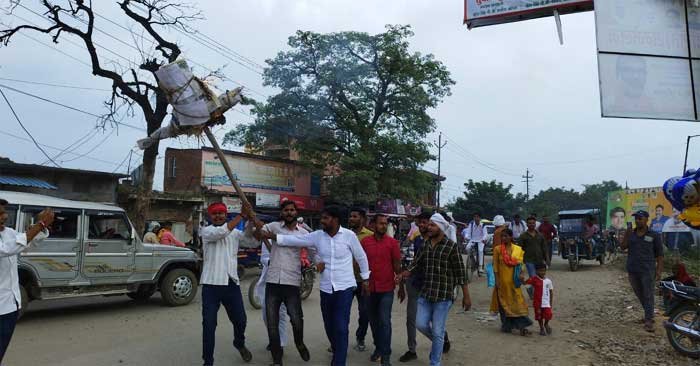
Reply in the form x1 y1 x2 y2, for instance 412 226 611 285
0 87 61 167
41 128 100 165
0 77 112 92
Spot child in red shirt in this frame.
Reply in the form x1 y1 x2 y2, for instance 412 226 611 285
521 263 554 336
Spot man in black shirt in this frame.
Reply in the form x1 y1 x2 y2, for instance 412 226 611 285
621 210 664 333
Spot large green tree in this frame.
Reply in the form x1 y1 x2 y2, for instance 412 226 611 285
446 180 525 221
225 25 454 203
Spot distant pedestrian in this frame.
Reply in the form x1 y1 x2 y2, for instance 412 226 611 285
347 207 373 352
361 214 401 365
463 213 487 275
158 222 186 247
401 213 471 366
520 264 554 336
538 216 557 266
0 202 53 364
492 215 507 248
509 214 526 240
621 210 664 333
489 229 533 336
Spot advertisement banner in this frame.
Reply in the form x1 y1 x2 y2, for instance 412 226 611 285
595 0 700 121
222 196 242 213
279 194 323 212
606 187 683 233
376 199 422 216
464 0 592 28
256 193 281 208
203 157 295 192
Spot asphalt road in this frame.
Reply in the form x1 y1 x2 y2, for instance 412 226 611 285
6 257 608 366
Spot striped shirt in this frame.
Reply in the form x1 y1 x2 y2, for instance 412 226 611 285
200 224 255 286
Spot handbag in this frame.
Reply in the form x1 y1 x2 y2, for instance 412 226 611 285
486 263 495 288
513 264 522 288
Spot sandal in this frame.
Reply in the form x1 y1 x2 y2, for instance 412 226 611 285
539 329 547 336
545 325 552 335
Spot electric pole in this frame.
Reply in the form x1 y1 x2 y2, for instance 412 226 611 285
522 169 534 202
436 132 447 209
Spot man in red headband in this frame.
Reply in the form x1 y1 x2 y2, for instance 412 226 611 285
200 201 257 366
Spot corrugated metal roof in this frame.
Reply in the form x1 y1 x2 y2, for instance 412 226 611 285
0 176 57 190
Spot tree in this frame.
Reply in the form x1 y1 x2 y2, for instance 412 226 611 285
526 187 584 219
225 25 454 203
1 0 199 234
446 180 524 221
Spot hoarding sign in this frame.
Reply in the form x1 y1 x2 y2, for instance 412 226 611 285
222 196 242 213
279 194 323 211
256 193 281 208
203 156 295 192
464 0 593 28
595 0 700 121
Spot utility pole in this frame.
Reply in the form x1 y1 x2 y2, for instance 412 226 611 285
522 169 534 202
436 132 447 208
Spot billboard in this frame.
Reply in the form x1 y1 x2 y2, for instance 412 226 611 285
595 0 700 121
203 156 295 192
606 187 688 233
464 0 593 29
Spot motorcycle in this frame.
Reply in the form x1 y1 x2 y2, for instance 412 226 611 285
659 280 700 359
248 261 316 310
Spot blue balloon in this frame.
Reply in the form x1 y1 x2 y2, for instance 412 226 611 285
684 169 697 178
672 177 700 210
664 176 684 210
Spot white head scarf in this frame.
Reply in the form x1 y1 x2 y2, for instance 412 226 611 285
493 215 506 227
430 213 449 234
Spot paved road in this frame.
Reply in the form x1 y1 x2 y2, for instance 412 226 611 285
6 257 603 366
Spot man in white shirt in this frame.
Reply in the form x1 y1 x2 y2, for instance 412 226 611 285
0 201 52 363
199 202 257 366
262 205 370 366
509 214 527 240
463 213 487 275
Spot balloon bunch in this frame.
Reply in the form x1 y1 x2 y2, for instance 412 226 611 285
663 169 700 229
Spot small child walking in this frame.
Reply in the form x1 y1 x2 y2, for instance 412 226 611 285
522 263 554 336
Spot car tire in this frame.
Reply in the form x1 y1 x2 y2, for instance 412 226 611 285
127 284 156 301
161 268 198 306
18 285 29 319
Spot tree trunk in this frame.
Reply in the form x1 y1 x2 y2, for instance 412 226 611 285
132 138 160 236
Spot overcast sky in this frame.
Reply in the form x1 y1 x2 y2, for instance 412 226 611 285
1 0 698 204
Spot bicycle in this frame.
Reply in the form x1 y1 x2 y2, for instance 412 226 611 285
463 242 479 283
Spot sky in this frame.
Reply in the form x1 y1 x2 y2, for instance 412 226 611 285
1 0 698 205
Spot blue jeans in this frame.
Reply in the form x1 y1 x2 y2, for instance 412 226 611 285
354 284 370 342
416 297 452 366
320 287 355 366
367 291 394 361
202 281 247 366
525 262 537 278
0 310 18 363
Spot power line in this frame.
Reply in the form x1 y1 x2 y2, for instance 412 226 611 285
0 77 112 92
41 128 99 165
0 87 61 167
0 83 146 132
59 129 116 164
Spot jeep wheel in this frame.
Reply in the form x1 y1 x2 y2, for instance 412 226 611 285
18 285 29 319
161 268 198 306
127 284 156 301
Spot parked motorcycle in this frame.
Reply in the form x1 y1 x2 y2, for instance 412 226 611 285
659 281 700 359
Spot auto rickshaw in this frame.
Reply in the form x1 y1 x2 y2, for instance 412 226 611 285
558 209 606 271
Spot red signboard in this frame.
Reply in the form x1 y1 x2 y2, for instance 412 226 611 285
279 194 324 212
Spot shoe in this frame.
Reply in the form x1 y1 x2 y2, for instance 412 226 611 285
644 320 655 333
296 343 311 361
398 351 417 362
354 340 366 352
370 352 381 362
236 345 253 362
442 340 451 354
539 329 547 336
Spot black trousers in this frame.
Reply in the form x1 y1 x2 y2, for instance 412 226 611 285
0 310 18 363
266 283 305 364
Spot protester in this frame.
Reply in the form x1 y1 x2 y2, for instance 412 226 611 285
361 214 401 365
0 202 53 364
259 201 312 366
509 214 526 240
267 205 370 366
463 212 488 275
143 221 160 244
401 213 471 366
529 213 542 230
521 264 554 336
538 216 557 266
620 210 663 333
520 217 547 278
199 202 257 365
489 229 533 336
347 207 373 352
253 232 289 353
492 215 507 248
158 222 186 247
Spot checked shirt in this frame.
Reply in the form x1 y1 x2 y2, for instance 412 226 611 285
407 236 466 302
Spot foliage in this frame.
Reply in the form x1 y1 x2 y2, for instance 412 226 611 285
225 25 454 203
446 180 525 222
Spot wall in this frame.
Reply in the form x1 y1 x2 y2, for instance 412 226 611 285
163 149 204 193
